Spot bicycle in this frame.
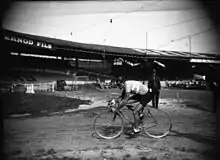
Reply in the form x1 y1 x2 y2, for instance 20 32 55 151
93 97 172 139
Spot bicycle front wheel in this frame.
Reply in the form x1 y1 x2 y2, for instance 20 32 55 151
93 110 124 139
143 107 172 138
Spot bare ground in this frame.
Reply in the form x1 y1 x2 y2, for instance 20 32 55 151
3 89 217 160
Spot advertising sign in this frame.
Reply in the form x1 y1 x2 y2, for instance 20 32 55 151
4 35 52 49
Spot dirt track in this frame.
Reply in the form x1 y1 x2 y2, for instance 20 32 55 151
3 89 217 160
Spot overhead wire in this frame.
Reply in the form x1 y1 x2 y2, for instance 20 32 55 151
70 0 208 48
17 0 204 36
157 28 214 49
5 0 164 38
11 0 210 52
72 0 165 49
146 16 208 32
72 0 164 34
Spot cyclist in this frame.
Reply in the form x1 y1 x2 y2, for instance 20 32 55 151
115 77 153 133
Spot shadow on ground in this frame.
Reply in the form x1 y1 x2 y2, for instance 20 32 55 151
170 130 217 160
169 130 216 147
182 101 213 113
1 92 91 118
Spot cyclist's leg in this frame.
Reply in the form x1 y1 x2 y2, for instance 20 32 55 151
138 106 145 124
155 91 160 109
124 95 142 132
139 92 154 122
152 94 156 108
124 94 140 110
133 102 144 129
144 91 154 108
116 97 129 111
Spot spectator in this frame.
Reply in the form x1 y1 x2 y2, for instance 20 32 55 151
148 69 161 109
96 77 104 89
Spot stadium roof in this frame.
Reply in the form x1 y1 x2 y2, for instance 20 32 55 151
2 29 220 63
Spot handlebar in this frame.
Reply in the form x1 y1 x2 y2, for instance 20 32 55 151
106 97 120 113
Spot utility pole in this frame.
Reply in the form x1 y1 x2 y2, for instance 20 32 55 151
189 36 192 57
146 32 148 55
102 38 106 70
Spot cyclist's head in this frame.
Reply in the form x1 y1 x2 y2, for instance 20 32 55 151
116 76 125 89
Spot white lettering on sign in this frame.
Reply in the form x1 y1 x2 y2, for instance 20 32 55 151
20 53 57 59
36 41 52 49
4 36 52 49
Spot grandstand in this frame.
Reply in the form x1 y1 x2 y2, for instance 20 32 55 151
1 29 220 92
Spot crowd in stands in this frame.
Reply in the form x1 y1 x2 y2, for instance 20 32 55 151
165 80 208 90
1 55 214 92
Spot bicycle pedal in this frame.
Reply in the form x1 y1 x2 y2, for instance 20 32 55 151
129 131 140 136
133 131 140 135
126 130 137 135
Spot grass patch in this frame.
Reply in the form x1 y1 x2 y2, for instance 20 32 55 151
7 156 82 160
174 147 198 153
104 146 124 150
201 149 217 160
175 147 217 160
123 154 131 160
140 156 157 160
80 147 100 151
1 92 91 118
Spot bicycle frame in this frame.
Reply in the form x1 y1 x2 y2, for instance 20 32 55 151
94 98 172 139
107 98 158 129
117 108 134 126
116 104 156 129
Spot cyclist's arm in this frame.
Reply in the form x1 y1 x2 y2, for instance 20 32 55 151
117 92 134 110
116 82 135 109
116 88 125 100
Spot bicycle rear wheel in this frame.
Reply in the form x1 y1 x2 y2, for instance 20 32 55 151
94 110 124 139
143 107 172 138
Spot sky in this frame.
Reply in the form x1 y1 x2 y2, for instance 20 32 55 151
2 0 219 54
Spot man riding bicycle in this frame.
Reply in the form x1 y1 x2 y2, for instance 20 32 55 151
115 77 154 133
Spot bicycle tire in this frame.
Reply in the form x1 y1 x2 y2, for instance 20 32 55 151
143 107 172 138
93 110 124 139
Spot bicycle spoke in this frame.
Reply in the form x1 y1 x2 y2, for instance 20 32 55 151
99 126 119 135
143 108 171 138
94 110 124 139
112 113 117 121
143 122 156 129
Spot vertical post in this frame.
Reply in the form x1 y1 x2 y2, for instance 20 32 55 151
122 60 126 77
176 91 179 102
52 82 55 92
103 38 106 77
75 58 79 71
189 36 192 57
146 32 148 55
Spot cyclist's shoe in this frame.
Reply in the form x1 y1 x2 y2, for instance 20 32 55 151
139 114 144 120
139 113 144 120
133 127 140 134
139 114 144 126
127 126 140 136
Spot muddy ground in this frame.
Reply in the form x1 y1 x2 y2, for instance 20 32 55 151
2 88 217 160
